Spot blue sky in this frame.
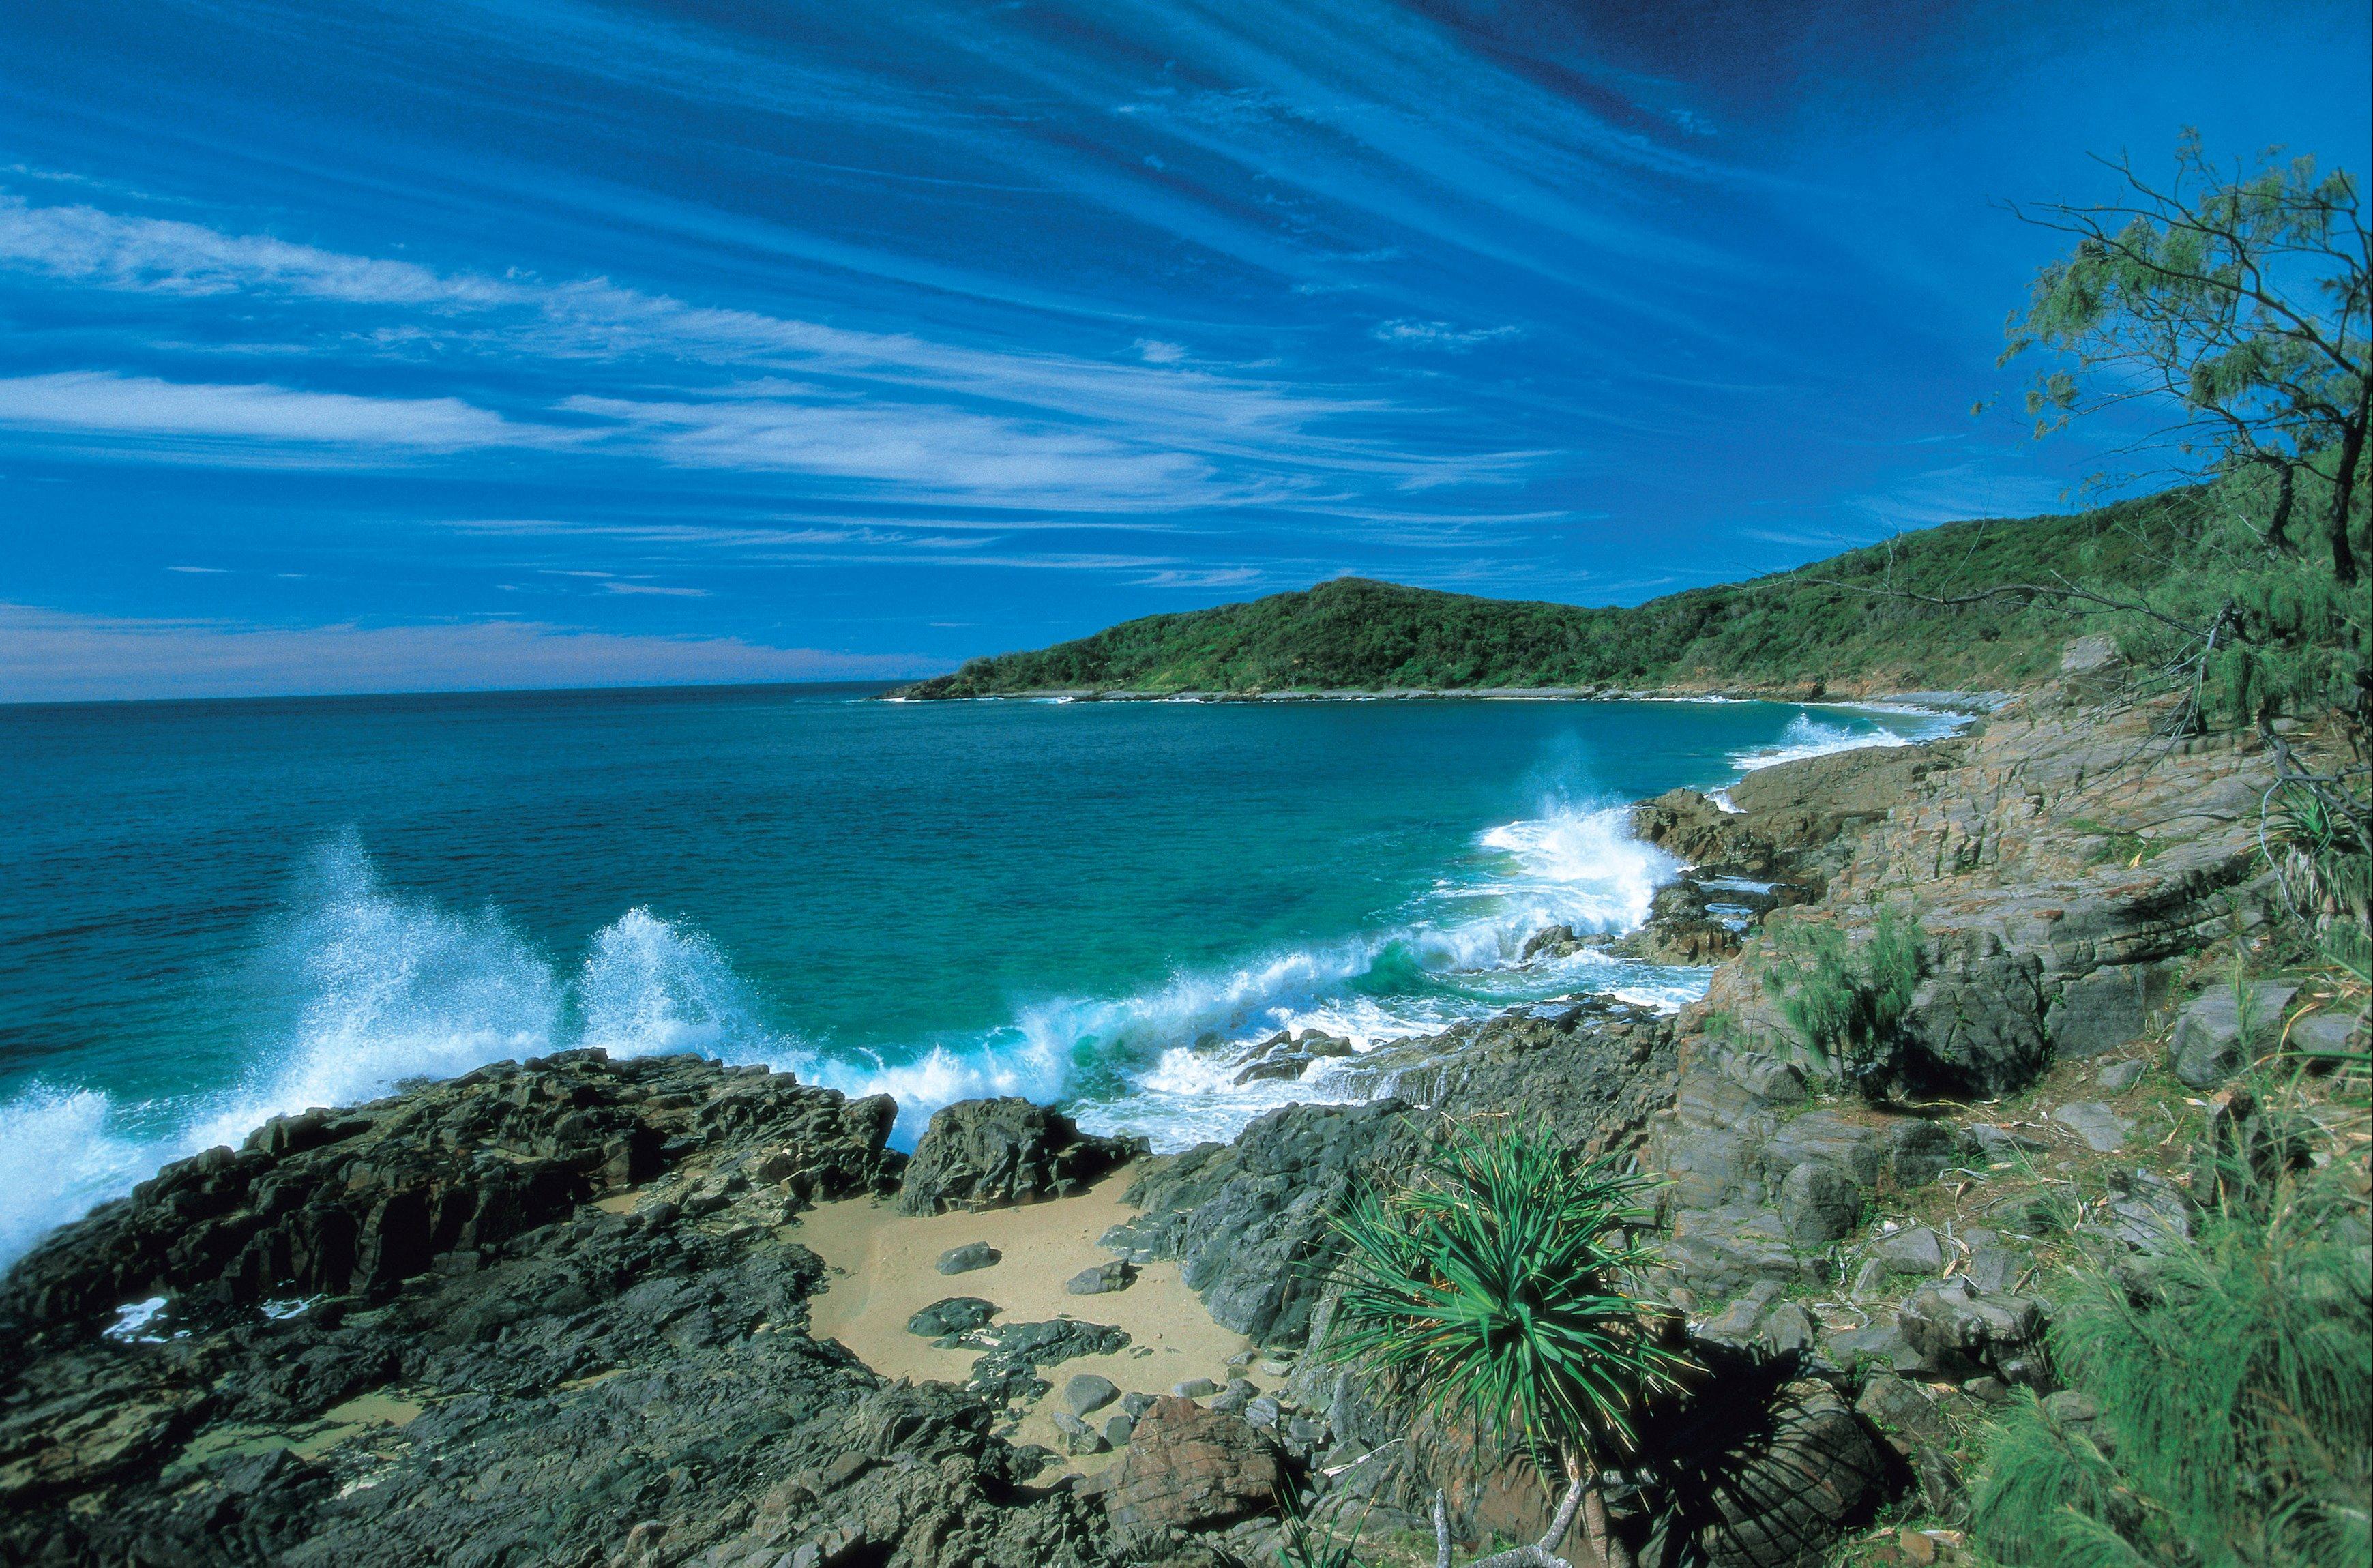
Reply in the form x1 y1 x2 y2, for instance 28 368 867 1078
2 1 2365 700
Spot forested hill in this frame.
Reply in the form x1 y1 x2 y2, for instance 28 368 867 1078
896 489 2207 699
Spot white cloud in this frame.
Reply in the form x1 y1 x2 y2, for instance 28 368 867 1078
1370 319 1522 351
0 372 543 449
559 390 1213 504
0 602 933 702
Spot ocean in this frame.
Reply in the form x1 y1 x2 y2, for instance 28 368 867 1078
0 685 1954 1268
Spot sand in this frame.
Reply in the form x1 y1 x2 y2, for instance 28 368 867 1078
793 1168 1273 1471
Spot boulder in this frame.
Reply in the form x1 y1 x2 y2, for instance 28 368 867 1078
1760 1301 1818 1356
1896 1278 2048 1387
907 1297 998 1337
1778 1162 1858 1247
2051 1101 2128 1153
2096 1058 2145 1093
897 1099 1145 1216
1066 1261 1134 1295
1677 1379 1892 1568
1876 1226 1944 1276
937 1242 1001 1276
1520 923 1581 961
1105 1099 1419 1345
2046 961 2175 1059
2170 985 2297 1088
1102 1397 1280 1533
1964 1248 2025 1294
1855 1373 1951 1451
1062 1374 1120 1419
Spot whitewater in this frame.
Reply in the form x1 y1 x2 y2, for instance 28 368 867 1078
0 690 1960 1269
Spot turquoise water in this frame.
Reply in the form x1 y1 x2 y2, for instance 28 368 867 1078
0 686 1951 1265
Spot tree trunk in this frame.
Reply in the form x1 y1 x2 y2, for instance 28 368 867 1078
2328 389 2369 586
1578 1485 1632 1568
2267 460 2295 552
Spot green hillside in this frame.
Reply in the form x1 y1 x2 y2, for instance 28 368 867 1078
900 490 2213 700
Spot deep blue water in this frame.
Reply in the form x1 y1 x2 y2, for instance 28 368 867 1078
0 685 1949 1265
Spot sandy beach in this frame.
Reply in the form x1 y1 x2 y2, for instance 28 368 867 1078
794 1166 1273 1471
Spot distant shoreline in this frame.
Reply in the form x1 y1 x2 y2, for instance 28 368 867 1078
883 684 2016 714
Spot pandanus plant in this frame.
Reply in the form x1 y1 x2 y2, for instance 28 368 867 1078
1318 1121 1690 1568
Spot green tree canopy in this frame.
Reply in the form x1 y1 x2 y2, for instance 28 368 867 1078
2005 132 2370 582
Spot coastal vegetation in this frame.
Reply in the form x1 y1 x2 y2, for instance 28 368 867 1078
1319 1123 1687 1568
897 475 2363 719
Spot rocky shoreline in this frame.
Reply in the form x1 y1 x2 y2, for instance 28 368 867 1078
6 653 2361 1568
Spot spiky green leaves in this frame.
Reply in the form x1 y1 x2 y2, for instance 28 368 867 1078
1317 1121 1688 1462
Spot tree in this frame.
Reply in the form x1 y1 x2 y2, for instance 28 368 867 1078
2003 132 2371 582
1318 1122 1689 1568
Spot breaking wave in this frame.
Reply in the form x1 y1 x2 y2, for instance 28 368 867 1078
0 799 1709 1267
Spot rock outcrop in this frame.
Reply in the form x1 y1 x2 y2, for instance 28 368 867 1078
898 1098 1147 1216
1097 1396 1281 1534
0 1054 1105 1568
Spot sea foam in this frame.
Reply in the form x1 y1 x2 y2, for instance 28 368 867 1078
0 802 1709 1267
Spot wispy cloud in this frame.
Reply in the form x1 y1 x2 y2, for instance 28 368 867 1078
1370 319 1522 350
0 372 546 450
0 602 931 702
559 389 1217 503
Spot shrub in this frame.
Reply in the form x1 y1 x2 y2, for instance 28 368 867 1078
1762 904 1926 1099
1971 1147 2373 1565
1319 1121 1689 1568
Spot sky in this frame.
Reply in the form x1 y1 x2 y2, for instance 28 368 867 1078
1 1 2366 700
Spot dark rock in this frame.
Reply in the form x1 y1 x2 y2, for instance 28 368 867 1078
1876 1227 1943 1276
1233 1054 1312 1085
1104 1414 1136 1447
1964 1248 2024 1294
3 1050 899 1335
909 1296 999 1336
1855 1373 1951 1451
1106 1099 1420 1346
2046 961 2176 1059
2091 1168 2194 1254
1209 1378 1256 1415
962 1319 1131 1406
1885 1119 1974 1186
1170 1378 1220 1399
0 1055 1107 1568
1103 1396 1281 1532
1062 1374 1119 1419
1778 1162 1859 1248
1825 1318 1919 1374
2192 1085 2314 1213
1520 923 1581 961
1666 1204 1814 1295
938 1241 1003 1275
1896 1279 2048 1387
2170 983 2295 1088
1662 1378 1892 1568
2097 1058 2146 1093
897 1098 1145 1216
2051 1101 2128 1152
1760 1301 1817 1356
1066 1260 1135 1295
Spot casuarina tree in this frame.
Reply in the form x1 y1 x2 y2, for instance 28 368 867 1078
2003 131 2370 582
